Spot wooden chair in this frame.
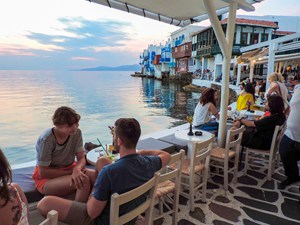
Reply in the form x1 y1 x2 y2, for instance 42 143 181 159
178 136 215 212
210 126 245 190
244 124 286 181
110 172 160 225
154 150 185 225
39 210 58 225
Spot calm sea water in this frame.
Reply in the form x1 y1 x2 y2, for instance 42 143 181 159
0 70 200 166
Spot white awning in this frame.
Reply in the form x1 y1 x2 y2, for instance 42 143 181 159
89 0 258 27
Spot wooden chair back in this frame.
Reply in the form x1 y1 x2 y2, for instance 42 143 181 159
110 172 160 225
39 210 58 225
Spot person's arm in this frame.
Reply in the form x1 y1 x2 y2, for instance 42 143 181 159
70 151 88 189
138 150 170 167
12 183 29 220
240 118 256 127
267 82 279 96
209 103 219 119
87 196 107 219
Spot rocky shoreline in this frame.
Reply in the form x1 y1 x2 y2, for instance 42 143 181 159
183 83 238 106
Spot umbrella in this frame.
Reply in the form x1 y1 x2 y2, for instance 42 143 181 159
88 0 264 147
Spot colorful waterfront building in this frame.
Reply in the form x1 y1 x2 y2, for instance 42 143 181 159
170 25 204 75
191 18 278 82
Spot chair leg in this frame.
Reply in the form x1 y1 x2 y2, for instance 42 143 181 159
239 146 245 166
189 174 195 212
159 198 163 215
202 169 208 203
244 149 249 175
267 156 273 181
233 153 239 184
172 192 179 225
224 160 228 191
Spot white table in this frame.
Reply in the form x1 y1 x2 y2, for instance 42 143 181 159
239 110 264 120
175 129 215 159
86 147 119 166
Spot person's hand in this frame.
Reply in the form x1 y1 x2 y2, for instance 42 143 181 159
70 167 88 189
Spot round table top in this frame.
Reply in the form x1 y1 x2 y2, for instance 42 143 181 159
239 110 264 117
174 129 214 143
86 147 119 166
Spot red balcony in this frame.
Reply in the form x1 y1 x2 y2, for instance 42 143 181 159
172 42 192 59
152 55 161 65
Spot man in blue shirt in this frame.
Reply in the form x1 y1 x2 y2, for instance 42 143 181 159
38 118 171 225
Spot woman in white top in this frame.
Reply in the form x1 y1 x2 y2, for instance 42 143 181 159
266 72 288 100
193 88 219 131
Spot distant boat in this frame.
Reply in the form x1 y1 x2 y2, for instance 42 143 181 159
131 72 146 77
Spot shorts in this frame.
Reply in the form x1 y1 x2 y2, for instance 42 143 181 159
32 162 77 193
65 201 93 225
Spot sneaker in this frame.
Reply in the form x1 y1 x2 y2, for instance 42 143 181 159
280 177 300 186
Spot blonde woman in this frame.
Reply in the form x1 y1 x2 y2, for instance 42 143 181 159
266 72 288 100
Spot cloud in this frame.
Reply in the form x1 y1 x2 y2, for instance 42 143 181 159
1 17 137 69
71 56 97 61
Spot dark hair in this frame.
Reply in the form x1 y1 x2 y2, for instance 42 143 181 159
114 118 141 149
200 88 216 106
267 95 284 115
244 83 255 99
0 149 12 207
52 106 81 126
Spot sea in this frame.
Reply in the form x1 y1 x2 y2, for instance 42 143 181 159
0 70 200 167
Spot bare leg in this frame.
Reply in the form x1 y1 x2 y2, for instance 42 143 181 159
96 157 112 173
42 175 76 196
75 174 92 203
37 196 73 222
84 168 98 185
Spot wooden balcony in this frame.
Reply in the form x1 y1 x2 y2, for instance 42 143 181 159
172 42 192 59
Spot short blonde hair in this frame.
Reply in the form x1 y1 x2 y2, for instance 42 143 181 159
268 72 284 83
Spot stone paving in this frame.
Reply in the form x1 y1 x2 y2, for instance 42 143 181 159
153 160 300 225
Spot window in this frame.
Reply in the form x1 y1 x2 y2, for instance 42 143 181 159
251 33 259 44
261 34 268 42
241 32 248 45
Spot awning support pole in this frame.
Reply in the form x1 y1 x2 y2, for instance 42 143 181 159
203 0 237 147
266 42 277 89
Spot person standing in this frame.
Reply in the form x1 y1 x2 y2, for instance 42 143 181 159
37 118 170 225
279 78 300 187
0 149 29 225
32 106 96 201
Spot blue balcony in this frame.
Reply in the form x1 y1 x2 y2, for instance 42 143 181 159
160 58 171 63
168 62 176 67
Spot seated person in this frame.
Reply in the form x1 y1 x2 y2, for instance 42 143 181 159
0 149 29 225
236 83 255 111
232 95 286 150
37 118 171 225
32 106 97 201
255 80 262 95
259 80 266 94
193 88 219 131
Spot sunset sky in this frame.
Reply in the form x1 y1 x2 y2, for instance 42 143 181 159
0 0 299 70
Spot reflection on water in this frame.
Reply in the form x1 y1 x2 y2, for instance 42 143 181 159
0 70 200 165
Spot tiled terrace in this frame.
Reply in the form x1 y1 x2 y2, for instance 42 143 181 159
154 160 300 225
